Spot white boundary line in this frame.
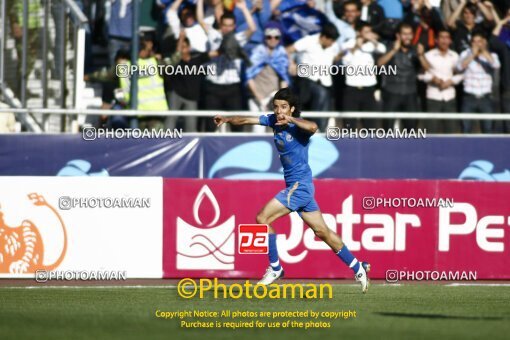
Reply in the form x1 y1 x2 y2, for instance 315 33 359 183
0 284 361 289
1 283 509 289
446 283 510 287
0 285 179 289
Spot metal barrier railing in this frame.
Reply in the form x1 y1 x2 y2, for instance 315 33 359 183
0 109 509 133
65 0 88 110
0 109 506 119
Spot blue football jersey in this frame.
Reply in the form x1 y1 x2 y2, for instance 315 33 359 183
259 114 313 186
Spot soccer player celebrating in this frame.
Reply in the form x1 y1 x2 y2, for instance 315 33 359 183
213 88 371 293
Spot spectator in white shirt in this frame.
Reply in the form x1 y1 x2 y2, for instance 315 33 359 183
196 0 256 131
421 29 463 133
457 31 500 133
287 23 341 130
166 0 209 53
341 21 386 129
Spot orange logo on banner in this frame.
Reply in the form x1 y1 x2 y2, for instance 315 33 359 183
0 193 68 274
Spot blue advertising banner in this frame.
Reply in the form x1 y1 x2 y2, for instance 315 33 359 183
0 134 200 177
0 134 509 181
201 136 510 181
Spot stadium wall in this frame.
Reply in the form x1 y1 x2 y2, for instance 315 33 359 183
0 135 509 180
0 177 509 279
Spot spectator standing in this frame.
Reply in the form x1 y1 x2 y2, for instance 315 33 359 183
246 23 290 132
341 21 386 129
232 0 273 54
447 0 495 53
166 0 210 53
378 23 430 130
457 31 500 133
404 0 446 112
403 0 445 51
421 29 463 133
165 31 217 131
197 0 256 131
342 0 363 31
325 0 357 45
287 23 342 130
118 34 170 130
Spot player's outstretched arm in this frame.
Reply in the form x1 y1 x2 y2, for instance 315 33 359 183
276 116 318 135
214 115 260 127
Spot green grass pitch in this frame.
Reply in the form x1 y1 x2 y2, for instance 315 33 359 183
0 282 509 340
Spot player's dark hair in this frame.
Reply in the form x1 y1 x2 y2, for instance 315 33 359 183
320 22 340 41
436 27 452 38
220 11 236 24
397 22 414 34
464 3 477 16
471 29 488 41
355 21 372 32
273 88 301 118
179 4 197 21
343 0 361 11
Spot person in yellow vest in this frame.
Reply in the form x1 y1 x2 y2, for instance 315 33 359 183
119 33 169 130
7 0 41 99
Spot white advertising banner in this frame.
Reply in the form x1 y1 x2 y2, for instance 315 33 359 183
0 177 163 278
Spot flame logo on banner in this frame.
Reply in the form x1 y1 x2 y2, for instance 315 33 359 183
176 185 235 270
0 193 68 273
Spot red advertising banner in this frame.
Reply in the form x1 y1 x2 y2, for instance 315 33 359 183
163 179 510 279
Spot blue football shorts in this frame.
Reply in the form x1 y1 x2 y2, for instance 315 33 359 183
274 181 319 213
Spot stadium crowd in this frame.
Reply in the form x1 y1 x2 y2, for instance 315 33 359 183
8 0 510 133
